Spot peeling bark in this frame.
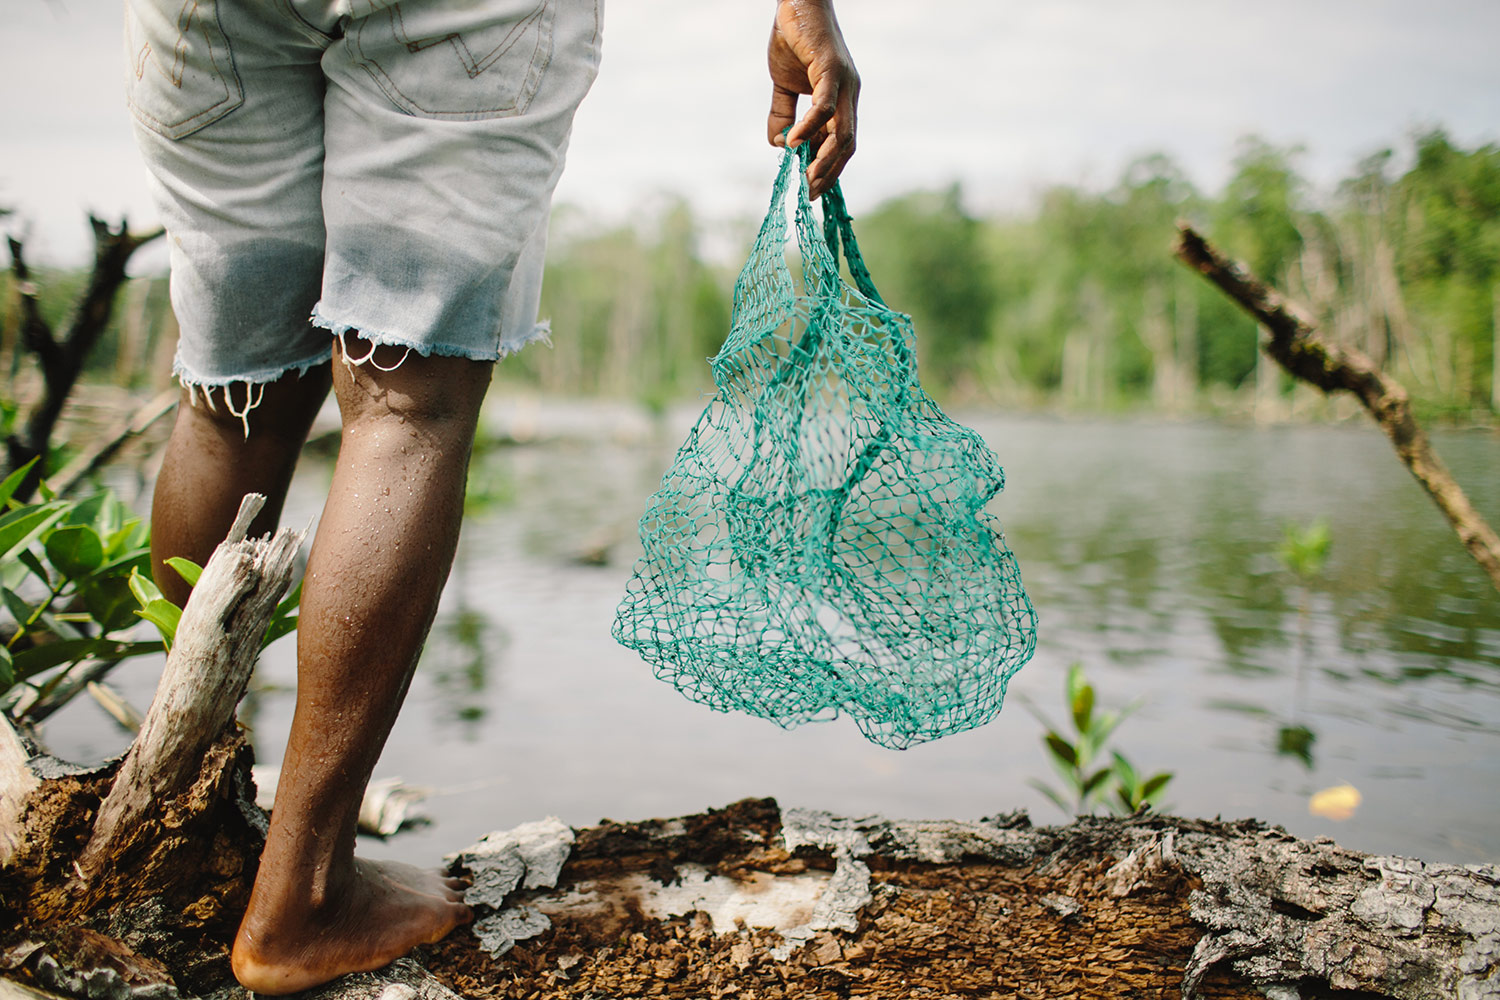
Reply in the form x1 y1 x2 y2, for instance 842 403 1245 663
0 714 40 867
5 799 1499 999
428 803 1498 1000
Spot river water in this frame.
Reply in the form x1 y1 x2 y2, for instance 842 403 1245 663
50 401 1500 866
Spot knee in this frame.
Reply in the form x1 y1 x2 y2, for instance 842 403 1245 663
333 343 493 442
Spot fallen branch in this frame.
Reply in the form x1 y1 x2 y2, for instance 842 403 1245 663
1175 223 1500 593
49 389 178 497
4 219 165 501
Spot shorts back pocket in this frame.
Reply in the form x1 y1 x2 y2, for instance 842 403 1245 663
349 0 556 121
125 0 244 140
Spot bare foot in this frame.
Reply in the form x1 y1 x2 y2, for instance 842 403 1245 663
231 858 471 995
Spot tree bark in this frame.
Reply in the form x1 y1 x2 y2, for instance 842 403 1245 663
1176 223 1500 593
5 796 1498 999
0 714 39 868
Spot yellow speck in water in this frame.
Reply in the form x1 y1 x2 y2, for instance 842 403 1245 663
1309 783 1361 821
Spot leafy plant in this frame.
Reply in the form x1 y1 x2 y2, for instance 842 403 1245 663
1277 518 1331 580
0 460 301 722
1027 662 1173 816
1 460 161 712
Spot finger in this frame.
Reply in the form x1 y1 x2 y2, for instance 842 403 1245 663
787 74 838 150
808 129 855 198
808 81 857 196
767 84 799 146
807 132 840 199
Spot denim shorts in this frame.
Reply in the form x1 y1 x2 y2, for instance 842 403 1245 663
126 0 603 396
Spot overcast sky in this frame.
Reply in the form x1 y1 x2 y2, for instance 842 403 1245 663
4 0 1498 265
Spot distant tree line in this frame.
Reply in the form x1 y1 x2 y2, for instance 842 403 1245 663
4 129 1496 422
518 128 1500 422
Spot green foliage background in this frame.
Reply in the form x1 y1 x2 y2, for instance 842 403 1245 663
4 129 1497 422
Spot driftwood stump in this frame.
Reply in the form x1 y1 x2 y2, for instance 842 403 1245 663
0 496 300 997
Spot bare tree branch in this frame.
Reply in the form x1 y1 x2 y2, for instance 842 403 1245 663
1175 223 1500 593
4 217 165 500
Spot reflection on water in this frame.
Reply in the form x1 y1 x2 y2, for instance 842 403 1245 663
40 404 1500 865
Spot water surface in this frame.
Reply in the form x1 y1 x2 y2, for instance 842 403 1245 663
51 404 1500 865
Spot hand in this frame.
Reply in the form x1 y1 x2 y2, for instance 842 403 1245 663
767 0 859 199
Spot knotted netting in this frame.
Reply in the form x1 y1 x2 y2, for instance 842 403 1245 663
612 145 1037 749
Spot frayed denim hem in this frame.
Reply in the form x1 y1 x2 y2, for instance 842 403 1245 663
172 348 334 438
310 308 554 371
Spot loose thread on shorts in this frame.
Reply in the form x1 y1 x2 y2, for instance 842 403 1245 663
223 382 267 440
181 380 267 438
338 330 412 373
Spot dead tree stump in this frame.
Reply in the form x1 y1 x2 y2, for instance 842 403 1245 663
0 496 300 996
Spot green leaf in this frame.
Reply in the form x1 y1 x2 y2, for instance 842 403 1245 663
17 549 50 586
165 557 203 588
0 504 68 564
128 568 164 608
95 549 151 579
81 576 144 634
1064 662 1086 709
1111 751 1140 791
1081 766 1112 797
1070 682 1095 734
261 614 299 648
105 519 148 560
0 459 39 509
0 644 13 691
37 610 81 641
135 599 181 646
11 637 102 679
90 494 124 541
1140 773 1173 801
2 586 33 627
1045 731 1078 767
44 524 105 578
63 494 106 528
274 580 303 619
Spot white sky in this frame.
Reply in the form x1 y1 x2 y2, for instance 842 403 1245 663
3 0 1499 265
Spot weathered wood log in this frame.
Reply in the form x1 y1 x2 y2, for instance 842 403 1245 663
423 800 1500 1000
1175 223 1500 593
5 799 1498 999
0 713 40 867
78 495 299 883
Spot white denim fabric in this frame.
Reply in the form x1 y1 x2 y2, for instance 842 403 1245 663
125 0 603 389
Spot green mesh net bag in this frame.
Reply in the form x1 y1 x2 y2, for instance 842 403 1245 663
612 144 1037 749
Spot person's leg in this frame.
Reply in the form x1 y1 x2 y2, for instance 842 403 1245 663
229 342 488 995
150 369 332 607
